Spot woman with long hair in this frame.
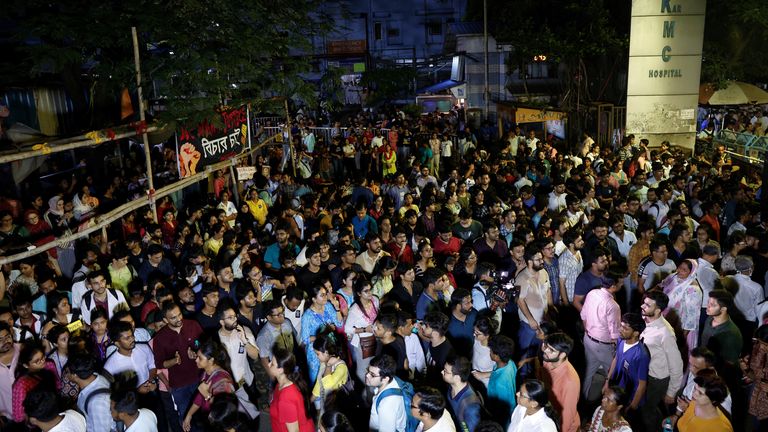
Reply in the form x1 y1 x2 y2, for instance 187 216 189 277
41 290 78 337
507 379 559 432
471 315 499 388
371 256 397 299
301 285 343 384
311 329 351 416
586 385 632 432
343 278 379 384
387 263 422 314
11 341 59 422
694 224 720 252
452 247 479 290
336 268 357 320
267 347 315 432
183 339 236 432
414 239 435 279
44 324 79 403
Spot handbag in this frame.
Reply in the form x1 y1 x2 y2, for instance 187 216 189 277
359 334 377 359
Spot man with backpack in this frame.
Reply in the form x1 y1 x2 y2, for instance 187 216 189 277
79 269 127 324
367 354 413 432
442 356 482 432
65 354 112 432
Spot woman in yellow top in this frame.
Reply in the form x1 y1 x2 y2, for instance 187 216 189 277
381 141 397 177
311 329 351 418
397 193 419 220
665 372 733 432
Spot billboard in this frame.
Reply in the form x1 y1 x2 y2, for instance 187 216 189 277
626 0 706 150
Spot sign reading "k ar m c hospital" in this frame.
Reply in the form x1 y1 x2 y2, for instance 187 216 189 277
626 0 706 151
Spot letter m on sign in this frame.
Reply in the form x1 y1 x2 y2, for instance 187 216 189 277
660 0 671 13
663 21 675 38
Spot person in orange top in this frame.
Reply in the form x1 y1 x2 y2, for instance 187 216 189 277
700 201 722 243
664 371 733 432
541 332 581 432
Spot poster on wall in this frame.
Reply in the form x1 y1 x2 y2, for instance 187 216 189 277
177 105 250 178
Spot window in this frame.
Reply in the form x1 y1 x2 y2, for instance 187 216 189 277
387 22 402 45
374 22 382 41
525 63 550 79
428 22 442 36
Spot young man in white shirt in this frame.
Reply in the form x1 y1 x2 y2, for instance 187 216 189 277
110 389 158 432
24 389 86 432
367 354 408 432
639 290 684 432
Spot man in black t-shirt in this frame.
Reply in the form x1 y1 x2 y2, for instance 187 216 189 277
420 311 455 392
373 313 409 379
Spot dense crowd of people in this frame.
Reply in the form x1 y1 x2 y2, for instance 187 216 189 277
0 104 767 432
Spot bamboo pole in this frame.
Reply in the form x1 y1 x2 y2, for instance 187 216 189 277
132 26 157 223
0 133 281 265
0 126 158 164
285 99 296 177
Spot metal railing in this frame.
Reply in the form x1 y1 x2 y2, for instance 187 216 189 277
711 130 766 166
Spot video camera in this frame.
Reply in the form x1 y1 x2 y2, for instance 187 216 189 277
486 269 520 310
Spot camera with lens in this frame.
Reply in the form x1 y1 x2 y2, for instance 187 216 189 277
486 269 520 310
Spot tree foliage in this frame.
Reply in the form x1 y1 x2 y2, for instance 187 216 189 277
360 66 417 106
3 0 335 127
701 0 768 87
467 0 630 106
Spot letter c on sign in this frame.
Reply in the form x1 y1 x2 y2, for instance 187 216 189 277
661 46 672 62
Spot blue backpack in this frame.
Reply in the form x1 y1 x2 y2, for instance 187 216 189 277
374 376 419 432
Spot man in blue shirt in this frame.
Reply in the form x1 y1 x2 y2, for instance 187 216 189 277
415 268 447 320
443 356 482 432
604 312 650 414
446 289 477 356
573 246 609 312
263 224 300 270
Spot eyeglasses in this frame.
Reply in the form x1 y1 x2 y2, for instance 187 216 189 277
269 312 285 317
517 391 531 400
365 369 380 378
410 404 420 410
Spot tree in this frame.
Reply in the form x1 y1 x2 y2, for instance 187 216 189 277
701 0 768 87
2 0 336 128
360 66 417 107
466 0 630 142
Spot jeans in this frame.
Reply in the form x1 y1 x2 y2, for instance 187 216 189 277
170 383 198 428
517 320 540 380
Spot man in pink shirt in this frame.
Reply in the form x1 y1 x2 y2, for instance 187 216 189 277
580 266 624 402
541 332 580 432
